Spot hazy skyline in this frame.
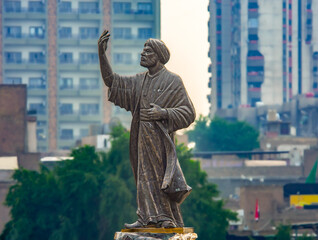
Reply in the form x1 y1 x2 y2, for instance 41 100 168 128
161 0 210 117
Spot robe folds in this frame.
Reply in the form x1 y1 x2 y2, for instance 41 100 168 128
108 67 196 227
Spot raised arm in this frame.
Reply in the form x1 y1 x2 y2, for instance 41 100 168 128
98 30 114 87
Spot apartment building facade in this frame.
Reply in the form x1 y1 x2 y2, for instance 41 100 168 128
208 0 318 117
0 0 160 152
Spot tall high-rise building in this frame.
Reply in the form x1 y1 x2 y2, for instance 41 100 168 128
208 0 318 117
0 0 160 152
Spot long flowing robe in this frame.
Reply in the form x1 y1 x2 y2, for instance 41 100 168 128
108 67 196 227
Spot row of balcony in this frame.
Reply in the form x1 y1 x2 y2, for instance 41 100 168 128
4 7 101 14
58 112 102 123
29 109 102 122
58 87 101 97
27 87 101 96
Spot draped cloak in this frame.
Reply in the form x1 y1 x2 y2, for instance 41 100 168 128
108 67 195 227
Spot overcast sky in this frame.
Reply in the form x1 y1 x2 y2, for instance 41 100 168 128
161 0 210 117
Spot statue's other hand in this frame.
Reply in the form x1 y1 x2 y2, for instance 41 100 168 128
98 29 110 53
140 103 168 121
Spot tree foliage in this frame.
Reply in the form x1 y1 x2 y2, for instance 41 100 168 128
188 116 260 152
1 124 236 240
275 224 291 240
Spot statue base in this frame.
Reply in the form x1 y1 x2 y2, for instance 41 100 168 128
114 227 197 240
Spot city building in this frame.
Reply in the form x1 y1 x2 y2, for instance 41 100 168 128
0 85 41 233
208 0 318 116
0 0 160 152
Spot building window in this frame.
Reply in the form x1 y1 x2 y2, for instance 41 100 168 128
29 103 46 115
114 53 132 64
60 78 73 89
248 82 262 88
29 77 46 89
36 129 46 140
59 27 72 38
4 1 21 12
80 103 99 115
5 26 22 38
247 66 264 72
79 2 99 13
60 103 73 115
138 28 153 39
37 121 46 127
29 52 45 64
248 34 259 41
114 28 132 39
60 129 73 140
137 2 153 14
59 1 72 13
113 2 131 14
5 52 22 64
29 26 45 38
4 77 22 84
79 53 98 64
79 27 99 39
247 50 263 57
59 53 73 63
28 1 45 13
79 78 99 89
248 2 258 9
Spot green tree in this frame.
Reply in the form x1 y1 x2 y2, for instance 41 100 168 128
1 124 236 240
188 116 260 152
275 224 291 240
1 125 135 240
1 167 61 240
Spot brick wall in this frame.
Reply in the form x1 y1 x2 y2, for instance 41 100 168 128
48 0 57 151
0 85 27 155
102 0 112 124
0 1 3 84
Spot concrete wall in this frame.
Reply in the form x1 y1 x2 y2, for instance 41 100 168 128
26 116 37 153
259 0 283 105
17 153 41 172
303 148 318 178
205 165 303 179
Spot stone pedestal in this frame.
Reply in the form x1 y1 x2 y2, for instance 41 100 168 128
114 227 198 240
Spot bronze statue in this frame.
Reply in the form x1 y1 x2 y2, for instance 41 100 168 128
98 30 196 229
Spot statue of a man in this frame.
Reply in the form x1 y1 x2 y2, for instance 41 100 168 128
98 30 196 229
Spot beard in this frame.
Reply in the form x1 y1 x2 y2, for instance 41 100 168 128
140 59 157 68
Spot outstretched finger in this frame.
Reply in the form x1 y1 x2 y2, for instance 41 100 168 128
101 29 109 36
98 30 110 42
100 35 110 42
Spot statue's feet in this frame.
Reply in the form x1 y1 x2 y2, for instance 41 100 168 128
157 220 177 228
124 220 143 229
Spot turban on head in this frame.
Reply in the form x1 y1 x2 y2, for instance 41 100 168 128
144 38 170 65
